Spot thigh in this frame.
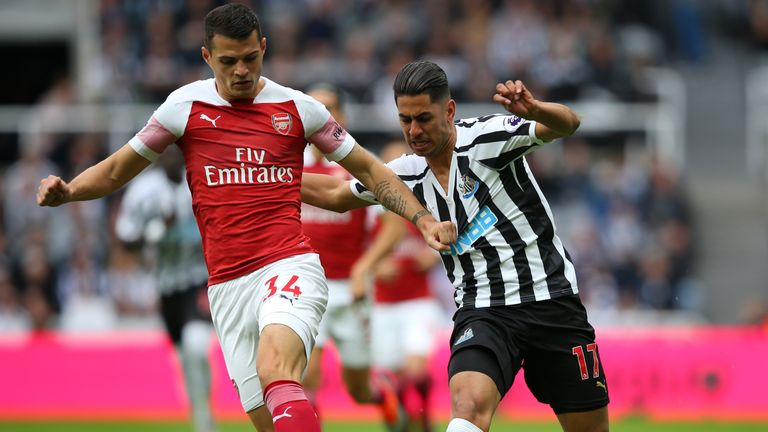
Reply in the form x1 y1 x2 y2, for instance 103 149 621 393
448 308 522 397
207 253 328 413
556 406 609 432
256 253 329 362
521 295 609 414
208 275 263 412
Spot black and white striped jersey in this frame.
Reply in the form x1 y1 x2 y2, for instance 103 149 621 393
351 114 578 310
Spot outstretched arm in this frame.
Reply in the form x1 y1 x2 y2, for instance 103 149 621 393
336 143 456 252
37 144 152 207
300 172 370 213
493 80 580 141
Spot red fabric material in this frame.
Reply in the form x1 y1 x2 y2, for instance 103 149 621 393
374 223 431 303
269 399 320 432
301 157 367 279
178 100 315 285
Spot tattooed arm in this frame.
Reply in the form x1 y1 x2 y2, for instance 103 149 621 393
335 143 456 251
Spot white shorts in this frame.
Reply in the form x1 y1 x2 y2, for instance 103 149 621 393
208 253 328 412
371 298 443 370
315 279 370 368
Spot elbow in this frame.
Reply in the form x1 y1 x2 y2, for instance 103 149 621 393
571 115 581 134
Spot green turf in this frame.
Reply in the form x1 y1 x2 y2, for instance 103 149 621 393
2 418 768 432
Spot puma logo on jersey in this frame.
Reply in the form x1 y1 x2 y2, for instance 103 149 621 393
200 113 220 127
272 407 293 422
596 381 607 392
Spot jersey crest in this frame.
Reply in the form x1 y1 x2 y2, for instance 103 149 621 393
271 113 293 135
459 174 478 199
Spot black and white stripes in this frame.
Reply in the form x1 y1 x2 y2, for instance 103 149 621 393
352 114 578 309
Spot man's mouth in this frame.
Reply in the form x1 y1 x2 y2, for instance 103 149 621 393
233 80 252 88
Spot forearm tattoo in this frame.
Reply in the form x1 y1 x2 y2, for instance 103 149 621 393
410 209 430 225
372 180 407 217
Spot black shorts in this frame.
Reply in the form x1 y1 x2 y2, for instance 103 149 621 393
160 284 211 344
447 294 609 414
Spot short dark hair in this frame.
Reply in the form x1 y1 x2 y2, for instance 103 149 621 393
204 3 262 50
392 60 450 103
305 82 346 111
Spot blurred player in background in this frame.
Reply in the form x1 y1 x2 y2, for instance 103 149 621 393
115 146 215 432
350 140 444 432
36 4 455 432
300 83 407 432
301 60 609 432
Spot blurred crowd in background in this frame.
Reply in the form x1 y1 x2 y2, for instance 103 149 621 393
2 0 768 333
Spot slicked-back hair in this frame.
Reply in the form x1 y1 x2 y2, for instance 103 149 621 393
204 3 262 50
392 60 450 103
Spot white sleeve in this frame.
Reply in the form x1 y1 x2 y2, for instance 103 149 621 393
128 93 192 161
469 115 545 170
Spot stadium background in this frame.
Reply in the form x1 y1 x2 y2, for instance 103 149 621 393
0 0 767 430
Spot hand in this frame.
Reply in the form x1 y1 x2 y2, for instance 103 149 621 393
419 218 456 253
349 264 369 303
493 80 539 118
37 175 71 207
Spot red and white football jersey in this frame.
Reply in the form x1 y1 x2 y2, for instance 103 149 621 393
301 150 367 279
373 222 432 303
129 77 355 285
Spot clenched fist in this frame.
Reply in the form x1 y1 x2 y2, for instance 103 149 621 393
37 175 71 207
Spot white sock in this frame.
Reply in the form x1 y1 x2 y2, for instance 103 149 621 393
446 417 483 432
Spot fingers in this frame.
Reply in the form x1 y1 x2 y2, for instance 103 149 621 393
425 220 457 252
496 80 523 97
36 175 66 207
438 221 457 244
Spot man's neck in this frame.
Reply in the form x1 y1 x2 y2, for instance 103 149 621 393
426 126 456 175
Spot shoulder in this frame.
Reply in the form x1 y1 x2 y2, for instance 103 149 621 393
164 79 220 106
257 78 318 106
388 154 428 181
455 114 533 149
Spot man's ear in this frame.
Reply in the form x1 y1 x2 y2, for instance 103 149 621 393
201 46 211 66
446 99 457 123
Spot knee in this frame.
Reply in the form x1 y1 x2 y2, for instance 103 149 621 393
451 394 494 429
256 324 308 385
256 363 289 388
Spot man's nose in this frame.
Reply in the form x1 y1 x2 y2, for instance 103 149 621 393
409 122 422 137
235 61 248 76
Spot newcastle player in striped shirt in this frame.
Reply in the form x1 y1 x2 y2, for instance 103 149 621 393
301 61 609 432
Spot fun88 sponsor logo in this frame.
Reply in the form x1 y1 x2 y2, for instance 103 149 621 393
443 206 498 256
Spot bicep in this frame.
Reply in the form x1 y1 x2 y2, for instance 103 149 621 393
534 122 561 142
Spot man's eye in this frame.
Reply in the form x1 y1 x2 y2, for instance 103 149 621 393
221 59 235 65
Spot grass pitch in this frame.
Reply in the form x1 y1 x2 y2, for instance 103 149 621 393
1 418 767 432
